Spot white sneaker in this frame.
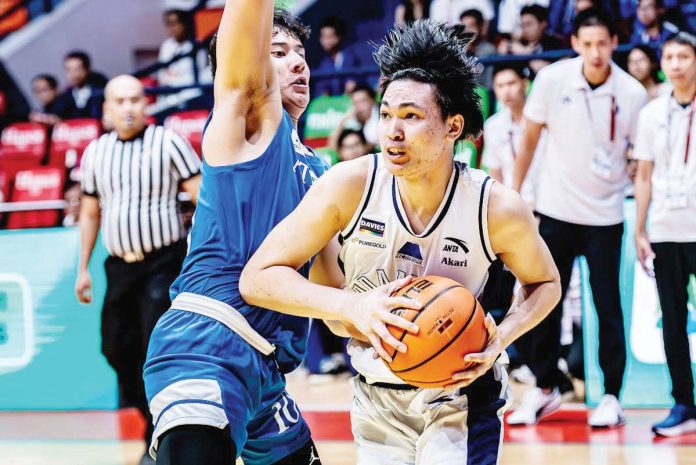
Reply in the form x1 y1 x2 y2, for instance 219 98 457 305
510 364 536 385
507 387 561 425
588 394 625 428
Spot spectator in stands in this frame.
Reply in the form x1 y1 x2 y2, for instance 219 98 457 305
74 75 201 465
631 0 680 49
509 8 648 428
29 74 60 125
498 5 565 76
634 32 696 438
497 0 549 37
460 9 497 88
548 0 609 39
53 51 108 120
314 16 361 96
329 84 379 152
395 0 431 25
430 0 495 32
0 60 30 131
336 128 371 162
62 182 81 227
627 44 668 100
483 64 541 207
154 9 211 114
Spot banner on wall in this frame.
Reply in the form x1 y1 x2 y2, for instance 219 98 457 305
0 227 117 410
583 200 696 408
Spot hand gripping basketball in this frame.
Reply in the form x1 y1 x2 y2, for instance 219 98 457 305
446 314 504 389
345 276 421 362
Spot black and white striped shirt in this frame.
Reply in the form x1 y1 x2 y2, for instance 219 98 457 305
81 125 200 259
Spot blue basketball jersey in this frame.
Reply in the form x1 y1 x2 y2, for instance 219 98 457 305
170 111 328 371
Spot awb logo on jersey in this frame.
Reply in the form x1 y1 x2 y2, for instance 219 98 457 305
396 241 423 266
291 129 314 157
359 218 385 237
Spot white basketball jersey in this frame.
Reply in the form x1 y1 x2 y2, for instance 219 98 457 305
339 154 497 384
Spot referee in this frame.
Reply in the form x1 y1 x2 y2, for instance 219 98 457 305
74 75 201 463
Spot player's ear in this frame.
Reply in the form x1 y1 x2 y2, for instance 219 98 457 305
446 114 464 142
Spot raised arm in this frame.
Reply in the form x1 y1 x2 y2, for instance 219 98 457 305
203 0 281 166
239 158 421 360
214 0 275 98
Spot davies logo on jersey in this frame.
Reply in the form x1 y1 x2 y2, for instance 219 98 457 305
395 241 423 266
441 237 468 267
358 218 385 237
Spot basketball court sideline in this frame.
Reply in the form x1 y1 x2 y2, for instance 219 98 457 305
1 372 695 465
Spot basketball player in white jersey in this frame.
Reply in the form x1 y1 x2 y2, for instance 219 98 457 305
240 20 561 464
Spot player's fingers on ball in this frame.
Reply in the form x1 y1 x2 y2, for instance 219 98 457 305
392 296 422 311
464 352 486 363
375 324 406 353
384 312 418 334
368 334 392 362
385 276 413 295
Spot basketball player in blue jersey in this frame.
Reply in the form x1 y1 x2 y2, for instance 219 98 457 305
241 21 562 464
143 2 422 464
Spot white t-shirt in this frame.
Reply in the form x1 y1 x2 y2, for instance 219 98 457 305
524 57 648 226
482 107 545 208
429 0 495 24
633 94 696 243
497 0 550 34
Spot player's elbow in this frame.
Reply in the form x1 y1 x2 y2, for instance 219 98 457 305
239 263 262 306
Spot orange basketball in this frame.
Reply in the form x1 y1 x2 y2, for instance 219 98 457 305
386 275 488 388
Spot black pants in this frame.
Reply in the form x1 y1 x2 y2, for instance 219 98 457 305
652 242 696 407
101 240 187 443
528 214 626 396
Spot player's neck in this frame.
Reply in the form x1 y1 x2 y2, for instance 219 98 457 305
582 63 611 87
673 82 696 105
397 156 454 234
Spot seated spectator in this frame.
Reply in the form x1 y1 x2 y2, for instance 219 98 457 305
153 9 211 114
430 0 495 33
395 0 431 26
627 44 669 100
499 4 565 76
460 8 497 88
314 17 361 96
0 59 30 131
336 129 371 162
631 0 680 49
548 0 608 38
62 182 81 227
497 0 549 36
329 84 379 152
53 51 108 120
29 74 60 125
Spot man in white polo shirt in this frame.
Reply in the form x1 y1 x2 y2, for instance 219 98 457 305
510 8 648 427
483 64 544 209
634 32 696 437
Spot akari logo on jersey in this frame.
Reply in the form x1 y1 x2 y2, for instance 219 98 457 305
359 218 385 237
396 241 423 266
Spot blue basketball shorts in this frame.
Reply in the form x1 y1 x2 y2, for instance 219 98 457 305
144 309 311 465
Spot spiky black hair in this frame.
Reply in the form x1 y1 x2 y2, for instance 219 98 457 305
373 19 483 140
